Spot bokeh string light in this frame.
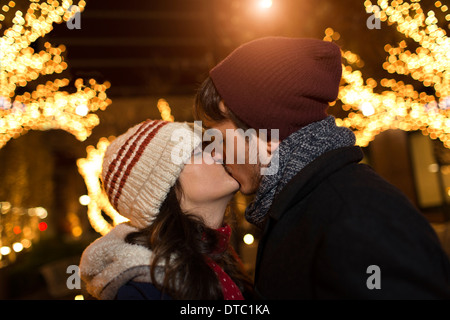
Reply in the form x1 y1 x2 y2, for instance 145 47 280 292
76 137 128 236
0 0 112 149
0 202 48 268
327 0 450 147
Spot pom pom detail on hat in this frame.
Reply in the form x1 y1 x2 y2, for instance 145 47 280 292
210 37 343 140
102 120 201 229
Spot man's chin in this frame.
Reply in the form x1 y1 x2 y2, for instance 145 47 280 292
225 165 261 195
239 183 259 196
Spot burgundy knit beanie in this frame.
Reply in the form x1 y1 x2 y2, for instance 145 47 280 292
210 37 342 141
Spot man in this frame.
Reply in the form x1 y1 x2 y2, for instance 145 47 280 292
194 37 450 299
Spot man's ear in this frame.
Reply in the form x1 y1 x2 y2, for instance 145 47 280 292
218 100 228 114
266 137 280 156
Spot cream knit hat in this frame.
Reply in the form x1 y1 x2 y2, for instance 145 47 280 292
102 120 202 229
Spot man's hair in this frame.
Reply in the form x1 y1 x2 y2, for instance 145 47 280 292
193 77 250 131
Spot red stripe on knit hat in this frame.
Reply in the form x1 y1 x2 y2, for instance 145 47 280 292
104 120 156 205
107 120 161 206
113 120 169 210
104 120 154 187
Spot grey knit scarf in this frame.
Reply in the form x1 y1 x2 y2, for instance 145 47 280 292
245 116 356 228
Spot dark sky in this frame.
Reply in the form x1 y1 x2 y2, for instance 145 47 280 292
41 0 417 97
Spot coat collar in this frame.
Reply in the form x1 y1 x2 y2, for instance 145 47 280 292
266 146 364 222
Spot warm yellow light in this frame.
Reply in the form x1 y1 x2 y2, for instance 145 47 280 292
360 102 375 117
75 104 89 117
21 239 31 249
328 0 450 148
72 226 83 237
243 233 255 245
0 247 11 256
33 207 48 219
428 163 439 173
258 0 273 9
79 195 91 206
12 242 23 253
0 0 111 149
77 137 128 235
74 295 84 300
157 99 174 122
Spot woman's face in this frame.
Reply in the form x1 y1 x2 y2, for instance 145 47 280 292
178 144 239 228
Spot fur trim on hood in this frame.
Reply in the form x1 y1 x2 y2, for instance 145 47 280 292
79 223 162 300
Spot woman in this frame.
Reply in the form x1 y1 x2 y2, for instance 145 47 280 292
79 119 253 300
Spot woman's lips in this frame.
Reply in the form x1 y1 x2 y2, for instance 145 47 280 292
223 164 241 188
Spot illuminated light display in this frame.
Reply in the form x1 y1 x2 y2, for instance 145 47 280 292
0 0 112 149
157 98 175 122
0 202 48 268
77 136 128 235
328 0 449 147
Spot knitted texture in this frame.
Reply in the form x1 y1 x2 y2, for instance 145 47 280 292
245 116 356 228
210 37 342 141
102 120 202 229
79 223 159 300
80 223 244 300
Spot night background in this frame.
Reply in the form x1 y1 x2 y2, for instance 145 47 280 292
0 0 449 299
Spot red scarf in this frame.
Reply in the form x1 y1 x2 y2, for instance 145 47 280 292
204 224 244 300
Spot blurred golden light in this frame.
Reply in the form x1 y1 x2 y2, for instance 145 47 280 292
0 0 111 149
21 239 31 249
0 247 11 256
77 137 128 235
12 242 23 253
360 102 375 117
428 163 439 173
75 104 89 117
79 195 91 206
325 0 450 148
258 0 273 9
72 226 83 237
157 99 174 122
243 233 255 245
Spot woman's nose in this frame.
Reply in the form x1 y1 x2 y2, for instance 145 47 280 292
212 146 224 164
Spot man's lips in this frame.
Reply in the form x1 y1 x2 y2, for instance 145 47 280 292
223 163 232 176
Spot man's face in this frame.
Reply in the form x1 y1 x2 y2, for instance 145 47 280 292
205 118 262 195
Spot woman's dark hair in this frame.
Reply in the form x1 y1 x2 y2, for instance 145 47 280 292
193 77 250 131
125 180 253 299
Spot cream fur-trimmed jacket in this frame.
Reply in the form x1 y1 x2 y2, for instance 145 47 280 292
79 223 164 300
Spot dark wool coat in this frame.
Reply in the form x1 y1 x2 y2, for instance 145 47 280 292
254 146 450 299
